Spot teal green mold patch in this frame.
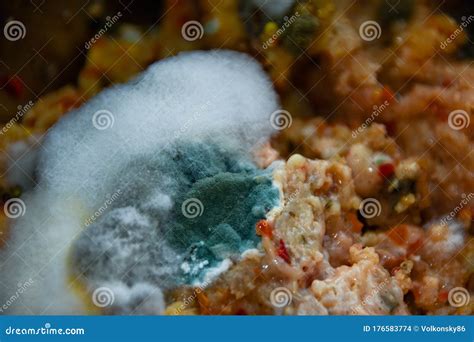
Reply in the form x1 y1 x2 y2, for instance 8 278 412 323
170 169 279 282
70 140 280 287
166 142 279 283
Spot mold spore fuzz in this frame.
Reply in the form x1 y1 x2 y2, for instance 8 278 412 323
0 50 279 314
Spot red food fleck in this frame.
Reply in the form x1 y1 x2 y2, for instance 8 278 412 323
438 290 448 303
384 121 396 136
391 266 400 276
81 67 102 78
347 212 363 233
381 85 395 103
378 162 395 179
256 219 273 239
235 308 247 315
0 75 24 98
430 102 448 121
442 78 453 88
407 237 424 255
387 224 409 246
277 239 291 264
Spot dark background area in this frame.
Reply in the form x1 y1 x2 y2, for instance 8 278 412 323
0 0 164 121
0 0 472 122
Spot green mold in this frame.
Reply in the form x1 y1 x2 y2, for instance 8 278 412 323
71 140 280 286
167 142 280 282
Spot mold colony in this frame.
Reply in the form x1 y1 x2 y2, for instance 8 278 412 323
0 51 280 314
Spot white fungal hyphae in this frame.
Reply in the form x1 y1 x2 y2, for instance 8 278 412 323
0 51 279 314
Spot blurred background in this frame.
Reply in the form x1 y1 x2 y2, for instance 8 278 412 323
0 0 165 121
0 0 473 123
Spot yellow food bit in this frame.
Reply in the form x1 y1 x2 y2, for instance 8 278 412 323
394 193 416 213
165 301 199 315
0 123 31 151
287 154 307 168
317 2 335 19
22 86 83 132
263 22 279 36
